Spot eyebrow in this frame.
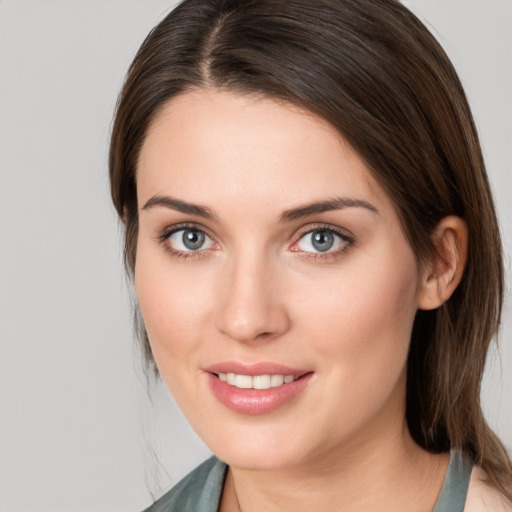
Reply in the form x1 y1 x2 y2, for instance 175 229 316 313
141 194 379 222
141 195 218 220
279 197 379 222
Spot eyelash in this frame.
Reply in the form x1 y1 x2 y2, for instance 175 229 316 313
157 223 215 261
157 223 355 261
291 224 355 262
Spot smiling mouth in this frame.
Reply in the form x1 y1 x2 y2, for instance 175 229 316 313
216 373 300 390
206 369 313 414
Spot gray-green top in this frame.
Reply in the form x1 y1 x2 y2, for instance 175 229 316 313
434 450 473 511
144 450 472 512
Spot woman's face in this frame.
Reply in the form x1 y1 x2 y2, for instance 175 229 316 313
135 90 424 470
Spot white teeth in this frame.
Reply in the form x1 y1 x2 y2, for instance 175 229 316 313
270 374 284 387
253 375 271 389
218 373 297 389
235 374 253 389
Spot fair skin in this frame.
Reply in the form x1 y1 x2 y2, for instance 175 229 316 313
135 90 470 511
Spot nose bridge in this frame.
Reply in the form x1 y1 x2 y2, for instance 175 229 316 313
216 246 288 342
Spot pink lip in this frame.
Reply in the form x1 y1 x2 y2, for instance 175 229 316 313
203 361 313 415
203 361 309 377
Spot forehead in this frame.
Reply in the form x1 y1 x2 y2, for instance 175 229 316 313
136 89 389 215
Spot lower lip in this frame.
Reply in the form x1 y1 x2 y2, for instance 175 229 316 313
206 372 313 415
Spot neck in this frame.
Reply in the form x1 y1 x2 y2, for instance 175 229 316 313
221 421 448 512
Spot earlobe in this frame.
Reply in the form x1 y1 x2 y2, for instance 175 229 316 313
417 216 468 311
121 206 129 225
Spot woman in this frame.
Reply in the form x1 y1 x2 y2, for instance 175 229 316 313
109 0 512 510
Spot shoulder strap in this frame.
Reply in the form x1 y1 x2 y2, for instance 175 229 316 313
433 450 473 512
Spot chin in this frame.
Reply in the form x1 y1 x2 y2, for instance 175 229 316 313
216 445 302 471
198 421 315 471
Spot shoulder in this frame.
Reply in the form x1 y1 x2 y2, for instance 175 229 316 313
464 466 512 512
143 456 228 512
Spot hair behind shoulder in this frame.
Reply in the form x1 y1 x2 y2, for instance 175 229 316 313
109 0 511 500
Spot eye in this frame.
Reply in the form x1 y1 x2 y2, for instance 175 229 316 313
295 228 351 254
166 228 216 252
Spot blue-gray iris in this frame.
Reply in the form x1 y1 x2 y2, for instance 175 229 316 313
183 230 205 250
312 231 334 252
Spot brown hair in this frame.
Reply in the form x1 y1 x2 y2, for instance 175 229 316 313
109 0 511 499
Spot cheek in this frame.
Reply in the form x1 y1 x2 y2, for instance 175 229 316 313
301 247 417 332
294 243 419 403
134 240 212 375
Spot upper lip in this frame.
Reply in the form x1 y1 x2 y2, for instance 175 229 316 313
203 361 310 377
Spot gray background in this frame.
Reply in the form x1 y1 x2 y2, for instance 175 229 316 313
0 1 510 511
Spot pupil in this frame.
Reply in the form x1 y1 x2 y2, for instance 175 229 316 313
183 230 205 250
312 230 334 252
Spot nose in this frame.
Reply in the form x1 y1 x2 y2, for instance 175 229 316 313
215 252 290 344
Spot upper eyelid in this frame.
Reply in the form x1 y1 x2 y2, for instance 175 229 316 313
293 223 355 241
159 222 213 238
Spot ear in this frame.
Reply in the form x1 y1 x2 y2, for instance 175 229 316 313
417 216 468 311
121 206 129 225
